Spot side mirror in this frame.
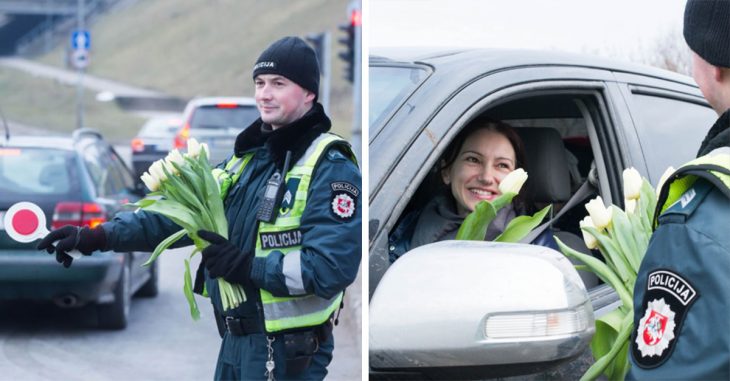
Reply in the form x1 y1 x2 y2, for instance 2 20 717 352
369 240 594 379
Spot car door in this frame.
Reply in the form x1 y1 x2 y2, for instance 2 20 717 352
370 63 629 297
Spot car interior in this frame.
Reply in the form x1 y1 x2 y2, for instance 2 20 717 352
392 93 608 289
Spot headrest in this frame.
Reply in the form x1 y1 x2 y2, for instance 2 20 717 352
516 127 571 203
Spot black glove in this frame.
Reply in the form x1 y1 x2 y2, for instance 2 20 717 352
198 230 253 286
37 225 107 268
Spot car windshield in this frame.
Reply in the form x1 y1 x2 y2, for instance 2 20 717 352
0 147 75 197
190 105 259 130
369 65 429 137
139 118 181 137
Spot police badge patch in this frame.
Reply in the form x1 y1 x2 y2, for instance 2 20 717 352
632 269 699 368
330 181 358 220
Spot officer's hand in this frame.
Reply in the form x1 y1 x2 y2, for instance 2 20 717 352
37 225 107 268
198 230 253 286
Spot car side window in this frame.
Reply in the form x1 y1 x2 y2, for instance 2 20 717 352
629 93 716 182
108 150 135 191
81 141 120 197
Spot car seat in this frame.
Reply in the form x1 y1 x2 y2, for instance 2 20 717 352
516 127 599 289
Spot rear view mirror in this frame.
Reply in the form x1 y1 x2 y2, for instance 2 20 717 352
369 240 594 379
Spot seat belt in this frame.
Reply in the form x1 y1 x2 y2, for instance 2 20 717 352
519 180 596 244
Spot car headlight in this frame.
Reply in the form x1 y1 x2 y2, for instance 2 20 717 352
485 302 592 339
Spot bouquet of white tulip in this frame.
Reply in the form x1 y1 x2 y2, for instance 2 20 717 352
555 166 673 380
456 168 552 242
134 138 246 320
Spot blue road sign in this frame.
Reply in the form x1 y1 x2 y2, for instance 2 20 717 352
71 30 91 50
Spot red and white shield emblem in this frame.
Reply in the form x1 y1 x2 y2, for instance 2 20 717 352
331 193 355 219
636 298 676 357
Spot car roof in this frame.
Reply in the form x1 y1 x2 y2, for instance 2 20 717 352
186 96 256 107
0 129 104 150
370 47 696 87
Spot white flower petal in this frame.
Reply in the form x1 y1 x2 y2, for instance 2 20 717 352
498 168 528 195
622 167 642 200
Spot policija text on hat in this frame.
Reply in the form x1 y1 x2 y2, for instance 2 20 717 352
37 36 362 381
627 0 730 379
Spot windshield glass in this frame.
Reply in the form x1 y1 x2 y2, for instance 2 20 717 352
190 105 260 130
0 147 75 197
369 65 429 136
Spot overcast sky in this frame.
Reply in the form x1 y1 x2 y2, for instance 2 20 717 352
368 0 687 63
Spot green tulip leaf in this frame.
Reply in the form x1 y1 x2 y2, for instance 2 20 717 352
183 258 201 321
495 204 551 242
143 229 187 266
456 200 496 240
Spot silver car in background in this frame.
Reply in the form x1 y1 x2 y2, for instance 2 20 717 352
131 115 182 186
174 97 260 164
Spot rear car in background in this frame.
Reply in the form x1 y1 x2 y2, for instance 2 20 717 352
0 129 158 329
131 115 182 187
174 97 259 164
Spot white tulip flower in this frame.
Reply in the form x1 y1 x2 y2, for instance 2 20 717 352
579 215 598 249
498 168 528 195
622 167 642 200
140 172 159 192
165 149 185 174
187 138 201 158
656 166 676 197
585 196 612 230
149 160 168 182
624 198 637 215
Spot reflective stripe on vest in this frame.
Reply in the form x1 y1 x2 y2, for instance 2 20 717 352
655 147 730 225
223 133 353 333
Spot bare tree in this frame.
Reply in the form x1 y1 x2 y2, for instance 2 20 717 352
635 26 692 76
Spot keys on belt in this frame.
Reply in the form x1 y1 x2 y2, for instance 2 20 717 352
224 316 263 336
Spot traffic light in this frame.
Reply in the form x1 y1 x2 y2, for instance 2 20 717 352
305 33 326 73
338 8 360 83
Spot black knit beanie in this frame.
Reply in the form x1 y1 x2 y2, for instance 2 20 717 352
684 0 730 68
252 36 320 96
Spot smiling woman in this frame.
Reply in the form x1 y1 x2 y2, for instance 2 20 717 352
388 118 557 261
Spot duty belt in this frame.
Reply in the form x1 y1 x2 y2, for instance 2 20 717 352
225 316 263 336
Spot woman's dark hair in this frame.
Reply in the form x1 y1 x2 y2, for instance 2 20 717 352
438 118 534 213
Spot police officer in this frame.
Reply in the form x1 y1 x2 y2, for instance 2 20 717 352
38 36 361 381
628 1 730 379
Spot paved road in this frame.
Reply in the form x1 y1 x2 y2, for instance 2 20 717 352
0 247 361 380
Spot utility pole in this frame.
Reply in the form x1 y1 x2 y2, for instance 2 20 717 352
75 0 85 130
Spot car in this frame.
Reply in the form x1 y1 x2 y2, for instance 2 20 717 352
368 48 718 379
0 128 157 330
173 97 260 164
131 115 182 187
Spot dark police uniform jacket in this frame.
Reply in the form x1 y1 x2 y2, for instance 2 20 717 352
100 103 361 324
628 109 730 380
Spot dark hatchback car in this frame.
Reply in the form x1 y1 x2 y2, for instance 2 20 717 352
131 115 182 187
369 48 717 379
0 129 158 329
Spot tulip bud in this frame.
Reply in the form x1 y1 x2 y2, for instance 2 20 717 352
200 143 210 158
498 168 528 195
140 172 159 192
579 216 599 250
165 149 185 174
149 160 167 182
656 166 676 197
187 138 201 158
585 196 611 230
622 167 642 200
624 198 637 215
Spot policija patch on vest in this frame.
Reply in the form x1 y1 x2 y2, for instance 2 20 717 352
260 228 302 250
632 269 699 368
330 181 359 220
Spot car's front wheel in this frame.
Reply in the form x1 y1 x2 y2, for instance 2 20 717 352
97 257 131 330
